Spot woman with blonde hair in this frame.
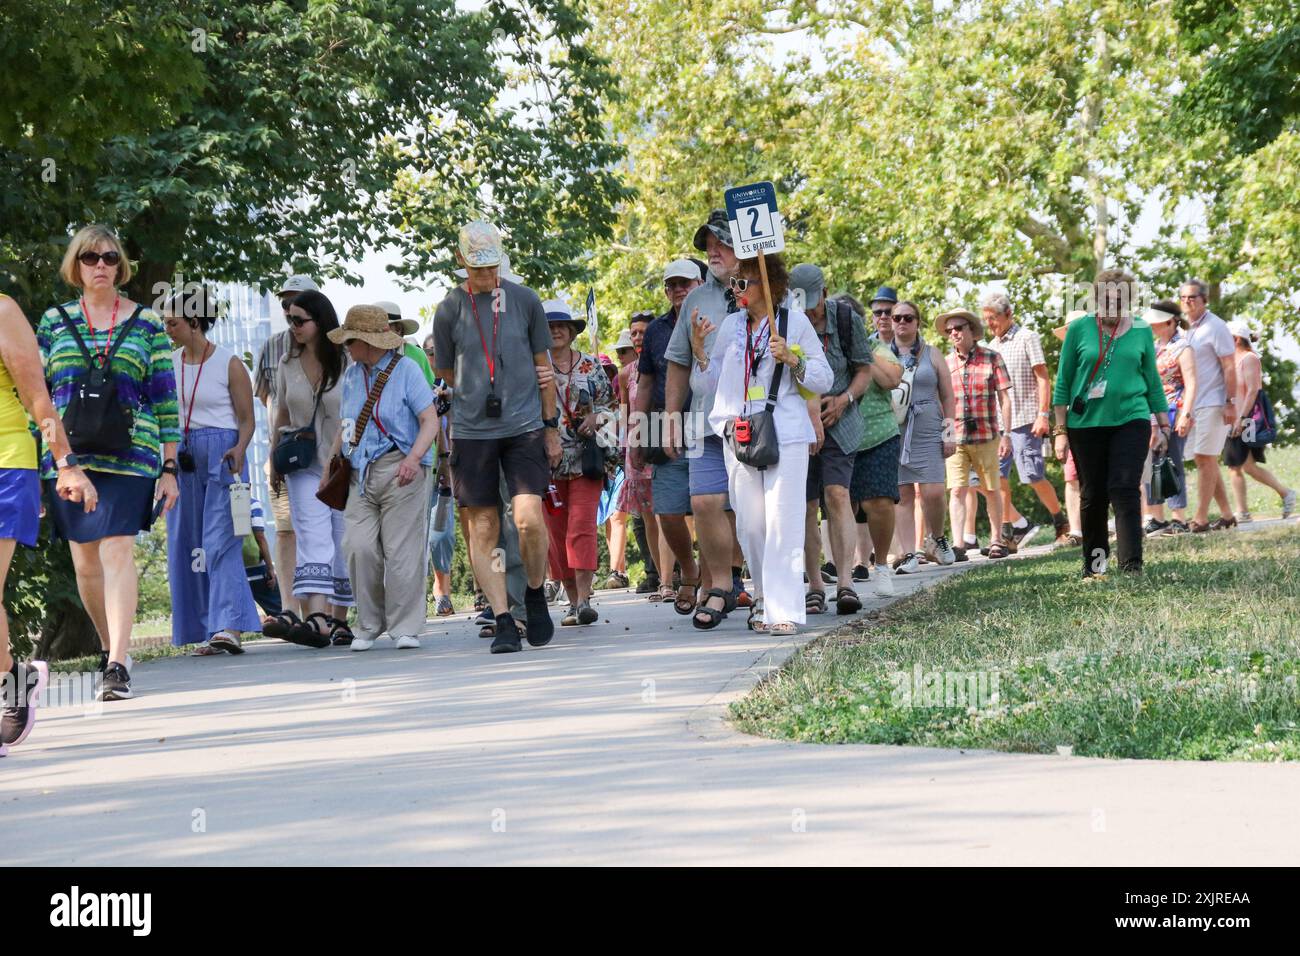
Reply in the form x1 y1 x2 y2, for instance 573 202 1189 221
37 225 180 700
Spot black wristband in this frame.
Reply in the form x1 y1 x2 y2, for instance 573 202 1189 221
161 463 178 476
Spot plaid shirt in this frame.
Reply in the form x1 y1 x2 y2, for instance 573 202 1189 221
947 344 1011 444
986 323 1046 430
255 328 293 403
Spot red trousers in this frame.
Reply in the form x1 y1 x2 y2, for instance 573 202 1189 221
544 475 603 579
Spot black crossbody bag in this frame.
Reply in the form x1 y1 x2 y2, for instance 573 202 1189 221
273 386 324 474
57 305 144 456
725 308 788 471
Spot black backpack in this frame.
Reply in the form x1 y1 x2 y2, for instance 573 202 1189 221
57 304 144 456
832 299 867 375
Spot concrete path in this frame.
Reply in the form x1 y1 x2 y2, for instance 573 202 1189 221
6 524 1299 865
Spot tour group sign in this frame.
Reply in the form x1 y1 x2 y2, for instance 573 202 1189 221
725 180 785 314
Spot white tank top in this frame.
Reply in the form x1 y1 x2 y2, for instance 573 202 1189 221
173 344 244 432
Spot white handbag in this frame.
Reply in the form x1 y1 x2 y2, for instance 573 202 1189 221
890 365 916 425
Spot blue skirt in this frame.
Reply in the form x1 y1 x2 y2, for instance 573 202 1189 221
166 427 263 645
46 470 155 543
0 468 40 546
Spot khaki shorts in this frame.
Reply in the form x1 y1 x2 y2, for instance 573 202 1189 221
946 439 1001 492
1184 405 1230 458
270 475 293 530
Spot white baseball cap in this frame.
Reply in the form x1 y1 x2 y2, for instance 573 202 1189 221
374 300 418 336
663 258 700 283
278 274 319 296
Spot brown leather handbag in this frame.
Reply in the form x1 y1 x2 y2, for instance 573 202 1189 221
316 354 401 511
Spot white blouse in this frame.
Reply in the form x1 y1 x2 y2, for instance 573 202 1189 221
692 307 833 445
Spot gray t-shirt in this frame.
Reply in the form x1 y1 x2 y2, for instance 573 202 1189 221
432 280 552 439
665 273 734 442
1184 310 1234 410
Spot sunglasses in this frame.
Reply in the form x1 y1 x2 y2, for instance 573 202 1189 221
893 313 918 324
631 311 656 321
78 250 122 267
728 276 755 293
872 308 894 318
945 324 968 335
287 315 315 328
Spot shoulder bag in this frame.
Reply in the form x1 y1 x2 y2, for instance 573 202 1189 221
317 353 401 511
725 309 788 471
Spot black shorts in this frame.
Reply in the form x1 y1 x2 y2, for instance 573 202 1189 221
1223 435 1264 468
450 428 551 507
806 434 856 502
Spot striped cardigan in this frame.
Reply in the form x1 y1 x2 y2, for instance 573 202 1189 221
37 300 180 479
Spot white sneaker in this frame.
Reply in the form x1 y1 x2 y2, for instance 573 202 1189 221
351 635 377 652
395 635 420 650
926 534 956 566
873 565 895 597
895 553 920 575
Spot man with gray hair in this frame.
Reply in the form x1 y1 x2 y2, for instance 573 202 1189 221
1178 279 1237 531
982 292 1069 548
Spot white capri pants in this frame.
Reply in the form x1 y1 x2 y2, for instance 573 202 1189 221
724 440 810 626
286 466 353 606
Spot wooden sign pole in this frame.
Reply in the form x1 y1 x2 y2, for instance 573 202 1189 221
756 250 775 328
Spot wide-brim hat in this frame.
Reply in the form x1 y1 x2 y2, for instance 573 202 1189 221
935 307 982 339
327 304 406 350
374 300 419 336
693 209 733 252
544 300 586 335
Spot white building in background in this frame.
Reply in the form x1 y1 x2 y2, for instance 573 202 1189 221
209 283 280 527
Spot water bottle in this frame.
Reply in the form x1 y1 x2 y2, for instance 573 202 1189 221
433 484 452 532
229 481 252 536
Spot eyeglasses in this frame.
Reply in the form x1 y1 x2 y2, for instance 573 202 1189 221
287 315 314 328
945 324 968 335
872 308 893 318
893 313 918 324
728 276 754 293
78 250 121 267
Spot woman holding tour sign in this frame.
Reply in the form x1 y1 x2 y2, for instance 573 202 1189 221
690 253 831 634
162 286 262 655
1052 270 1168 579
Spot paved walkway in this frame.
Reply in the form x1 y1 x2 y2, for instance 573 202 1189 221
6 525 1299 865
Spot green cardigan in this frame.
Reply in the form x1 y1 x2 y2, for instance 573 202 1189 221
1052 315 1168 428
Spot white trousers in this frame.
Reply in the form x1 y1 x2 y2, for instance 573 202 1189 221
724 440 810 626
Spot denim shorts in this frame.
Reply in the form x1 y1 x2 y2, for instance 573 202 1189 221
651 455 691 516
688 435 730 499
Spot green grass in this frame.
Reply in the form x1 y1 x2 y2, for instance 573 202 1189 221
731 524 1300 761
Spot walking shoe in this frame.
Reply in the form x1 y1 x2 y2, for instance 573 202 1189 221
561 604 580 626
577 601 599 625
350 634 378 651
952 546 969 562
474 604 495 627
820 561 837 585
1143 518 1169 537
636 575 660 594
2 661 49 748
872 565 895 598
1235 512 1253 526
601 571 629 590
524 585 555 647
924 534 956 566
395 635 420 650
895 553 920 575
1009 521 1039 549
435 595 455 617
490 614 523 654
1283 489 1297 520
851 563 871 582
1164 520 1190 535
99 662 133 701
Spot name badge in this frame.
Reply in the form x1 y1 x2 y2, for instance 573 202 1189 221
1088 380 1107 400
747 384 767 401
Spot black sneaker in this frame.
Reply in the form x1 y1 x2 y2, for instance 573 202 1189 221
1010 521 1039 548
98 650 109 673
851 564 870 582
820 561 837 585
524 585 555 647
490 614 522 654
2 661 49 748
577 602 598 625
635 575 660 594
100 662 133 701
1143 518 1169 537
474 604 495 627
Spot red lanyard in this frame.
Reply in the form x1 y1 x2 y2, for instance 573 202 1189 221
362 360 390 437
467 283 500 389
743 319 769 403
80 295 121 366
180 342 213 438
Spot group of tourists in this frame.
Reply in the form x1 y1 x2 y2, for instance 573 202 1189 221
0 212 1295 757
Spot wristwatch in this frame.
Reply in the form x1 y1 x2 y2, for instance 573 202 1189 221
543 416 560 429
55 453 81 470
161 460 179 476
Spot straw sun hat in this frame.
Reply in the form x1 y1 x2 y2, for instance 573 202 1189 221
327 304 406 350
